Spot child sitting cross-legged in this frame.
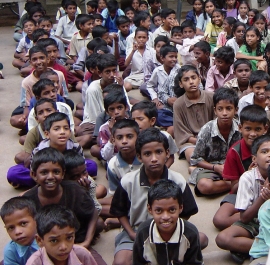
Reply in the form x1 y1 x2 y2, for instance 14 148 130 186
26 204 97 265
110 128 207 265
23 147 106 265
213 105 268 231
190 87 242 196
0 197 39 265
216 135 270 264
133 179 203 264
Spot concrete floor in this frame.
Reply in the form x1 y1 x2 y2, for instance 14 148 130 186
0 26 251 265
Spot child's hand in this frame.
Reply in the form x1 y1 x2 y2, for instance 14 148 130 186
128 231 136 240
214 164 224 175
18 115 27 126
110 33 119 42
167 97 177 107
78 176 91 189
170 19 179 27
260 183 270 201
108 117 116 131
115 75 124 86
152 98 163 107
133 41 138 51
248 161 257 170
257 56 264 61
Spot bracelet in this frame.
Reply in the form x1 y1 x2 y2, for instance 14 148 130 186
213 165 215 171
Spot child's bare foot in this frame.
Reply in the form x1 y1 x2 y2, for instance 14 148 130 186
188 166 197 174
104 218 121 231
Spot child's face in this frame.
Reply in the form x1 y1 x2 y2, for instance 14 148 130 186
153 15 162 27
46 45 59 63
113 127 137 155
101 32 111 44
251 80 268 102
139 3 148 11
172 32 182 39
212 11 223 27
223 20 231 33
23 21 36 35
135 31 148 48
239 3 248 16
94 18 103 25
254 19 265 33
45 119 71 147
161 52 177 69
107 103 127 120
131 110 156 131
39 20 52 34
30 52 49 73
32 11 43 22
193 0 203 12
137 142 170 175
239 121 267 148
155 41 167 57
214 100 237 127
147 197 183 241
141 16 151 30
4 209 36 246
265 90 270 108
80 20 95 33
179 70 200 92
126 10 135 21
37 225 75 264
245 30 259 48
234 25 245 42
47 74 60 91
193 47 209 63
87 5 96 14
162 13 176 29
98 0 106 11
205 1 215 15
99 66 117 84
40 85 58 101
182 26 195 39
215 58 230 74
35 102 56 126
248 11 255 20
118 22 130 36
234 64 251 84
226 0 235 8
132 0 139 10
65 5 77 18
253 141 270 174
66 164 88 180
150 1 161 12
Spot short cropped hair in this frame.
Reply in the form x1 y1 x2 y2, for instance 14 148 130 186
133 11 150 27
135 26 149 36
64 0 77 9
181 19 196 32
94 45 110 53
87 37 107 50
96 53 117 72
31 147 66 173
160 8 175 19
107 0 119 12
148 0 161 4
136 127 169 155
131 100 158 119
213 87 238 108
194 41 211 53
233 59 252 71
85 53 100 71
249 70 270 87
266 83 270 92
93 13 103 21
154 35 169 47
38 15 53 25
63 150 85 179
32 78 55 97
29 46 47 59
0 197 36 221
171 26 182 36
32 28 49 43
175 65 199 82
40 69 58 79
160 45 178 57
44 112 70 132
151 13 161 24
240 105 268 126
148 179 183 207
22 18 36 28
103 83 123 94
34 98 57 116
36 204 79 238
36 37 58 49
75 14 94 30
86 0 98 8
104 90 128 112
213 46 235 65
111 119 140 136
28 6 45 18
251 135 270 155
92 25 108 38
116 15 130 26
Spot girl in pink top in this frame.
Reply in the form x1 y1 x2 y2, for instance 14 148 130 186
216 17 236 48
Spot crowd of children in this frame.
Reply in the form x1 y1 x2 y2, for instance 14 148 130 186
4 0 270 263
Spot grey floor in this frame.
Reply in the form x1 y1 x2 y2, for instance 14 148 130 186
0 26 250 265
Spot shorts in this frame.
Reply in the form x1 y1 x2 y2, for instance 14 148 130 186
156 109 173 127
115 229 135 254
220 193 237 206
233 219 259 238
124 73 144 88
11 106 24 116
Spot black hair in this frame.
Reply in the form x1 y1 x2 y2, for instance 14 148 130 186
211 9 226 25
25 1 42 13
36 37 58 49
213 46 235 65
133 11 150 27
139 0 148 7
191 0 203 16
135 26 149 36
194 40 211 53
224 0 237 10
94 45 110 54
38 15 53 25
173 70 185 98
29 45 48 59
32 78 55 97
230 21 246 39
203 0 216 20
136 127 169 155
181 19 196 32
224 17 237 40
240 105 268 126
266 83 270 92
75 14 94 30
213 87 238 107
36 204 79 238
86 0 98 9
263 42 270 74
0 197 37 221
92 25 108 38
87 37 107 50
32 28 49 43
116 15 130 26
171 26 182 36
251 135 270 155
111 119 140 136
233 59 251 71
93 13 104 21
64 0 77 9
34 98 57 116
148 179 183 207
31 147 66 172
148 0 161 4
40 69 58 79
151 12 161 24
103 83 123 93
160 45 178 58
107 0 118 13
96 53 117 71
154 35 169 47
85 53 100 72
249 70 270 87
238 0 250 11
104 90 128 112
160 8 175 19
248 8 259 26
243 26 262 55
63 150 85 179
131 100 158 119
125 6 135 15
22 18 36 28
44 112 70 132
28 6 45 19
253 14 267 38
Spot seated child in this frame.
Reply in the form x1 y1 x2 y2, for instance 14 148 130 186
205 46 235 92
133 179 203 264
238 70 270 116
93 13 104 25
110 128 200 265
173 65 215 163
216 17 236 49
87 0 98 14
55 0 81 24
139 0 148 11
26 204 97 265
216 135 270 263
151 13 162 32
224 59 252 98
124 7 136 33
23 147 106 265
213 105 268 230
148 0 161 17
1 197 38 265
190 87 242 196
